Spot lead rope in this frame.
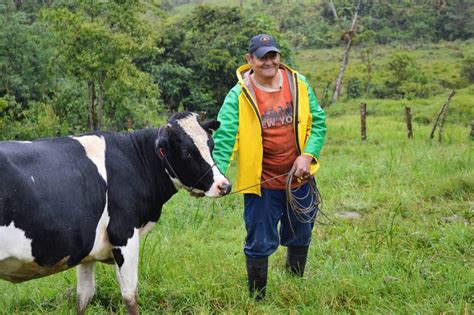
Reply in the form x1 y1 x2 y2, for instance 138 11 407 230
228 171 292 195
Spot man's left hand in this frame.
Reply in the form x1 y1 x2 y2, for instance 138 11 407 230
293 154 313 179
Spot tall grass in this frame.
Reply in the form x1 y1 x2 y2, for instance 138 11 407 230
1 106 471 314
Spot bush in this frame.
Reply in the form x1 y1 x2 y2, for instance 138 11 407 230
346 77 364 99
0 100 68 140
460 56 474 83
382 53 434 99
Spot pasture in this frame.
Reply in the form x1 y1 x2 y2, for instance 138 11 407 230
1 105 472 313
0 45 473 313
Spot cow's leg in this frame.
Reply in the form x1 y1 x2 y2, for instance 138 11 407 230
76 262 96 315
113 228 140 315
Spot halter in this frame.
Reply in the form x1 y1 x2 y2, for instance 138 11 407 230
159 147 216 194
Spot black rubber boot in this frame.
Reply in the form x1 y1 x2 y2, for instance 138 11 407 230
245 256 268 301
286 246 309 277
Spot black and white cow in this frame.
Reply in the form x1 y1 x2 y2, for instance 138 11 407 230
0 112 231 314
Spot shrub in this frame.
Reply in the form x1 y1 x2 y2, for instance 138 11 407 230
460 56 474 83
346 77 364 99
382 53 434 99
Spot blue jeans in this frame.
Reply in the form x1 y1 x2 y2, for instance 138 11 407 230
243 182 318 259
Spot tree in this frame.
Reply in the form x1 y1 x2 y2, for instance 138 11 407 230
331 0 360 104
440 0 474 40
0 8 53 107
144 5 291 116
42 0 161 131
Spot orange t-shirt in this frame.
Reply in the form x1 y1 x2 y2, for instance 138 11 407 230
251 69 298 189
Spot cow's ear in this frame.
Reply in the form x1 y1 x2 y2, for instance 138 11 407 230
201 120 220 132
155 125 170 159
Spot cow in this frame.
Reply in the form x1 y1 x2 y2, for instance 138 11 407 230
0 112 231 314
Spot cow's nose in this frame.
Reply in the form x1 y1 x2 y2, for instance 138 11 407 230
218 182 232 196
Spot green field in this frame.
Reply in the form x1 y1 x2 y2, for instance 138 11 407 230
0 44 473 314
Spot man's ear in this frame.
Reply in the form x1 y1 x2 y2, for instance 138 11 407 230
201 120 220 132
155 125 170 159
245 53 253 65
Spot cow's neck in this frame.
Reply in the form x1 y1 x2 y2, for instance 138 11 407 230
129 129 177 220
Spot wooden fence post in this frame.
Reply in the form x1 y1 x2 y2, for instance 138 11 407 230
360 102 367 141
438 102 450 143
405 106 413 139
430 90 455 139
470 120 474 140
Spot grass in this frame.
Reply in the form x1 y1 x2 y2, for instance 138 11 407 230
1 109 471 314
1 44 473 313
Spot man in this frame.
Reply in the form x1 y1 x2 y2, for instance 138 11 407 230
212 34 327 300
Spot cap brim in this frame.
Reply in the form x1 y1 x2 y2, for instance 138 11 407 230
254 46 280 58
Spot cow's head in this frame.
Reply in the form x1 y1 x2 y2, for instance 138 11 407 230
155 112 231 197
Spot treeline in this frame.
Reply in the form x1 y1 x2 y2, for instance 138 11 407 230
0 0 473 140
162 0 474 48
1 1 289 139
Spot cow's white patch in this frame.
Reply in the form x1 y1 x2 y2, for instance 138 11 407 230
176 114 213 163
86 195 112 261
0 222 34 262
73 135 112 262
176 114 228 197
115 228 139 302
30 176 35 183
72 135 107 182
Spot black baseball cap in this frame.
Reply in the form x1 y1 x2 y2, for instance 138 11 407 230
248 34 280 58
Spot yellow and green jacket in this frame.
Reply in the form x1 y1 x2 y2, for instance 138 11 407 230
212 63 327 196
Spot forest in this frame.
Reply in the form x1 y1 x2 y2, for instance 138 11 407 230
1 0 473 138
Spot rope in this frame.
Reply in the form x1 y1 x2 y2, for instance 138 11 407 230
226 166 326 233
285 165 321 224
285 166 322 236
228 171 291 195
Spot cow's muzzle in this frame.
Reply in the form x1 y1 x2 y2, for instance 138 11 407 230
218 182 232 196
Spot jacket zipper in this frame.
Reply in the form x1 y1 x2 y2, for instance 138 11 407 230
293 73 301 155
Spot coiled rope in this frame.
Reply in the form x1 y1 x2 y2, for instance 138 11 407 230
229 166 324 233
284 165 323 236
285 165 321 224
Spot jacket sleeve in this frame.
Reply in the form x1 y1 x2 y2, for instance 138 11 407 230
301 76 327 159
212 84 240 174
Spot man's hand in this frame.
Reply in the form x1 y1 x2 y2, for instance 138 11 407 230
293 154 313 179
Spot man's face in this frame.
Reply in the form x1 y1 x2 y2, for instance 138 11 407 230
247 51 281 81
